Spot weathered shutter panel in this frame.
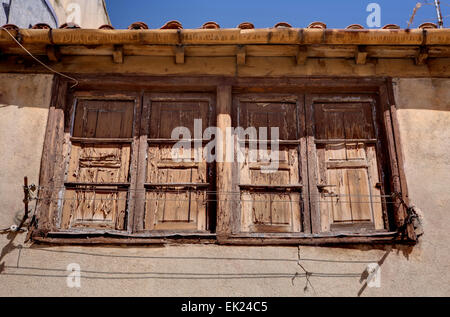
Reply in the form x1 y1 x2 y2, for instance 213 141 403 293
312 102 384 232
143 94 213 231
236 95 303 233
61 100 134 230
72 100 134 138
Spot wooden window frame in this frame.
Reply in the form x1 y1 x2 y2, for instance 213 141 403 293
305 94 389 235
32 76 416 245
133 93 216 235
230 93 309 235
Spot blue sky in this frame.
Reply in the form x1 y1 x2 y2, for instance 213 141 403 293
106 0 449 29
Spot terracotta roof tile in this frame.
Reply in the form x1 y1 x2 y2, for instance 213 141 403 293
419 22 438 29
3 20 447 31
128 22 148 30
308 22 327 29
160 20 183 29
346 24 364 30
274 22 292 28
202 21 220 29
32 23 52 29
1 24 19 31
237 22 254 29
59 22 80 29
382 24 400 29
99 24 115 30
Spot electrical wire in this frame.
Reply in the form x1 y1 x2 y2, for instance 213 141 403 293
0 27 78 87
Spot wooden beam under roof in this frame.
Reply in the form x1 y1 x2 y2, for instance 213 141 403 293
1 28 449 45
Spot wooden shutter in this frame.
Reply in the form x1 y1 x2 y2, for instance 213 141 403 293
60 99 136 230
307 98 385 233
141 93 214 231
234 94 305 233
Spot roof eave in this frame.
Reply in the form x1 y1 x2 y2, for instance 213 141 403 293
1 28 449 46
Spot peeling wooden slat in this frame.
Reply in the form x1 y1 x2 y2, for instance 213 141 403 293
216 85 233 237
326 161 369 169
70 137 133 143
315 138 377 144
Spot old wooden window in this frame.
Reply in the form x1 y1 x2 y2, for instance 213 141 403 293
35 77 413 244
61 97 138 230
135 93 215 232
306 95 387 234
232 94 308 234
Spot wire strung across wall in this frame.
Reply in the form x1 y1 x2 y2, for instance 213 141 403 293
32 185 400 197
28 193 397 204
0 245 380 284
27 185 401 204
0 27 79 87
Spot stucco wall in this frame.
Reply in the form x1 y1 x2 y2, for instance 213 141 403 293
0 74 54 227
0 75 449 297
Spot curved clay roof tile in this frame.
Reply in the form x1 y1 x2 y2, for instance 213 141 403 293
1 24 19 31
99 24 115 30
128 22 148 30
418 22 438 29
382 24 400 29
202 21 220 29
346 24 364 30
307 22 327 29
59 22 81 29
161 20 183 29
237 22 254 29
274 22 292 28
32 23 52 29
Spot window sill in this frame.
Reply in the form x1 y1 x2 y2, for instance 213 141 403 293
30 229 417 246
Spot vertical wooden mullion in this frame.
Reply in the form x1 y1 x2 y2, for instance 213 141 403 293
379 84 415 239
380 86 404 226
216 86 233 239
35 108 57 231
368 98 389 230
37 77 69 232
57 94 77 228
297 94 310 233
206 95 216 232
130 92 148 232
385 80 411 210
305 95 322 234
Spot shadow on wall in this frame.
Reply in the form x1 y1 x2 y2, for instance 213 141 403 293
0 74 54 109
393 78 450 111
0 238 408 296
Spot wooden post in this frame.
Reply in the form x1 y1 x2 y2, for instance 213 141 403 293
113 45 124 64
175 45 185 64
46 45 60 62
379 85 416 240
415 46 428 65
237 45 246 65
216 86 233 238
355 45 368 65
296 45 308 65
